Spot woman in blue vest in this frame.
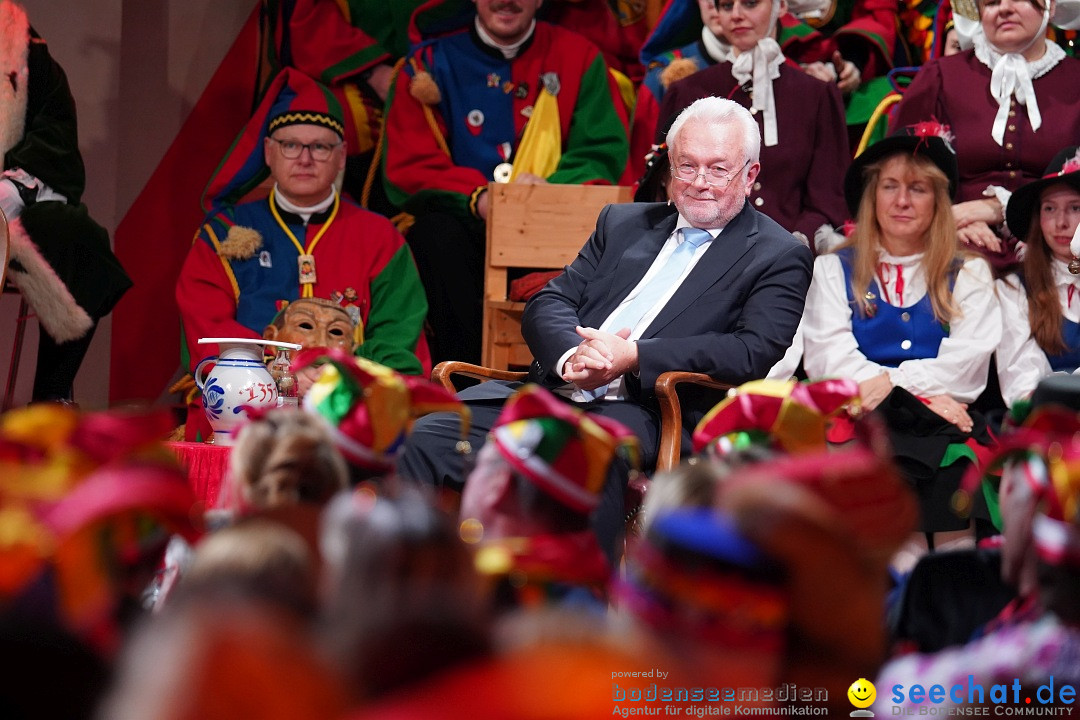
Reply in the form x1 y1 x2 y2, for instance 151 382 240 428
802 123 1000 553
998 147 1080 408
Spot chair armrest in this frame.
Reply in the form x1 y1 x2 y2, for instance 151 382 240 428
654 371 733 472
431 361 529 392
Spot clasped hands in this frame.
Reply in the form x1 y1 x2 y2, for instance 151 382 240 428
859 372 974 433
561 325 639 391
954 198 1005 253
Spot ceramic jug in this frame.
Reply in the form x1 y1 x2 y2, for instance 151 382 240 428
193 338 302 445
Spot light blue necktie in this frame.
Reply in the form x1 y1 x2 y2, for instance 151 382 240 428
579 227 712 400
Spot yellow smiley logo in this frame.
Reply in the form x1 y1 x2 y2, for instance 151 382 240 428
847 678 877 709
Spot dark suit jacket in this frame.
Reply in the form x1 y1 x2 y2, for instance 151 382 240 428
522 200 812 426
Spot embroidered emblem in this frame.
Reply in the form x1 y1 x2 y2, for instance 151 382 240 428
502 80 515 94
515 82 529 99
466 109 484 136
258 250 272 268
487 73 500 88
540 72 560 96
521 105 533 118
298 254 317 285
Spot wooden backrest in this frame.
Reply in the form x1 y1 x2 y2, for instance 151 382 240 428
484 182 633 300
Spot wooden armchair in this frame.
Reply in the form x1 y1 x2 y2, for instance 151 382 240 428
431 361 732 472
482 182 633 369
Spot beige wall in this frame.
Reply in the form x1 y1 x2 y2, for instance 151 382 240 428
0 0 254 408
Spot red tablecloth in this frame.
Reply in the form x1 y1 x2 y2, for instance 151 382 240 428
166 441 231 508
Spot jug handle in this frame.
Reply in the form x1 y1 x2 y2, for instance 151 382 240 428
193 356 218 390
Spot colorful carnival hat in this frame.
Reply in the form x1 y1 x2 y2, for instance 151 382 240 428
202 67 345 211
617 508 789 648
293 348 467 471
0 405 199 649
721 415 918 566
489 385 640 515
1005 146 1080 243
845 120 959 215
957 374 1080 564
692 378 859 457
717 473 897 676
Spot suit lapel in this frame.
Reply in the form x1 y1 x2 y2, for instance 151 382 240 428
604 206 680 315
643 203 759 336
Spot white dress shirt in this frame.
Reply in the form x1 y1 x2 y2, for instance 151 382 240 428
803 249 1001 403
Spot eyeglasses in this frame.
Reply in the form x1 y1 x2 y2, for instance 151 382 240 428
269 137 342 161
715 0 763 12
670 159 750 188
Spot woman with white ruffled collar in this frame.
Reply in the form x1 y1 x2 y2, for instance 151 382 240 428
656 0 851 247
997 147 1080 407
802 125 1000 547
891 0 1080 270
624 0 840 189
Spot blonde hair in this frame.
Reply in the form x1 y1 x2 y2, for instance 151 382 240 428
231 409 348 509
842 153 961 323
180 519 317 616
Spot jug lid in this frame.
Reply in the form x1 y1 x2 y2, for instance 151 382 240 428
197 337 302 351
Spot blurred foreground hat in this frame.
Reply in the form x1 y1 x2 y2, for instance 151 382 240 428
617 508 788 648
692 378 859 457
958 374 1080 565
722 416 917 566
293 348 467 471
490 385 640 514
1005 146 1080 244
0 405 199 648
202 67 344 211
846 121 959 215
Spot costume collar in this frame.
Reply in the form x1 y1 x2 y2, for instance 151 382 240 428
472 16 536 60
701 27 731 63
973 29 1064 146
877 247 926 266
271 185 336 224
730 38 785 147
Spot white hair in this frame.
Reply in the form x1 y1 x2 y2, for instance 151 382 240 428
666 96 761 168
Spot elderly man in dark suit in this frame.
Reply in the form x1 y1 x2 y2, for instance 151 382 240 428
398 96 812 557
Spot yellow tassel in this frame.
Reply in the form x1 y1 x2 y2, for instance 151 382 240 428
660 57 700 89
218 226 263 260
409 71 442 106
392 211 416 235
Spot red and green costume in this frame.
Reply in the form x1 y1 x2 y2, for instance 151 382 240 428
177 192 430 377
382 16 629 220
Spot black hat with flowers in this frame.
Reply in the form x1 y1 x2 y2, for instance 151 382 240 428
844 120 960 216
1006 146 1080 242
